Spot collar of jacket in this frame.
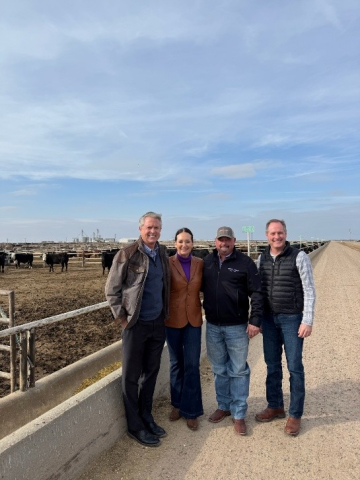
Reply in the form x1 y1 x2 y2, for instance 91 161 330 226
212 247 237 262
137 237 161 254
264 240 291 257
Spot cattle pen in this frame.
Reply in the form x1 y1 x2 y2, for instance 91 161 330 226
0 239 326 274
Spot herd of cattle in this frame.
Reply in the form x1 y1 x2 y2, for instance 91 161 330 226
0 248 211 275
0 252 70 273
0 242 321 275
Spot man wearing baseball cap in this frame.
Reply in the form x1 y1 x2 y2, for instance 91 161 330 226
202 226 263 436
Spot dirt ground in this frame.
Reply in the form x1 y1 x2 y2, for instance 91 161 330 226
76 242 360 480
0 259 117 397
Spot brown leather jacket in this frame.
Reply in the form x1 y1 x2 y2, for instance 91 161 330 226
165 255 203 328
105 238 170 329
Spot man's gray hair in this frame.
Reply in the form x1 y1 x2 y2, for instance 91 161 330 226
139 211 162 228
266 219 287 232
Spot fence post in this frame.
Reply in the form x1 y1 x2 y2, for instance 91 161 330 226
9 291 16 392
29 328 36 388
19 332 28 391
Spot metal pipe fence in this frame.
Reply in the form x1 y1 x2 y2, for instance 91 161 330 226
0 294 109 392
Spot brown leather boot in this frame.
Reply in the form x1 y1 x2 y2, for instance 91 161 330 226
233 419 247 436
186 418 199 431
255 407 286 422
284 417 301 436
208 409 231 423
169 407 181 421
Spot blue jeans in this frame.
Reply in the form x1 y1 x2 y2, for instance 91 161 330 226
262 313 305 418
206 322 250 419
166 324 204 419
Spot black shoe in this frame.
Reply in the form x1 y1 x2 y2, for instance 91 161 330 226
144 421 167 438
127 429 160 447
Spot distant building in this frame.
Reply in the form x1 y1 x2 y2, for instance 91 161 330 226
119 238 137 243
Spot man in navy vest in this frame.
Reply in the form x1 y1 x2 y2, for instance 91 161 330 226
105 212 170 447
255 219 316 436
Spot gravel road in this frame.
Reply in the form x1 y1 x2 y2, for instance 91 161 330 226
78 241 360 480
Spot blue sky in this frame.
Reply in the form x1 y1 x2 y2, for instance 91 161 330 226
1 0 359 243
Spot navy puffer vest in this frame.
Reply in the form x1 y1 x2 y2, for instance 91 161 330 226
259 242 304 314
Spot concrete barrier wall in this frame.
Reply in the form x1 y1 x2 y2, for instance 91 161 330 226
0 341 122 440
0 327 207 480
0 368 126 480
308 241 329 260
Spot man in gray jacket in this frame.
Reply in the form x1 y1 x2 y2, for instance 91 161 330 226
105 211 170 447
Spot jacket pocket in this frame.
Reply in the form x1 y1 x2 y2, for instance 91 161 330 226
127 263 146 286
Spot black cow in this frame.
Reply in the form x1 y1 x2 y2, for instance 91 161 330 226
12 253 33 269
0 252 7 273
44 252 69 272
101 249 119 275
192 248 210 259
166 248 210 259
256 245 267 254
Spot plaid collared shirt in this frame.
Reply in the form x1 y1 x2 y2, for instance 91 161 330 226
143 242 159 261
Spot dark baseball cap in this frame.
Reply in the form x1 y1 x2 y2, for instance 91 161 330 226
216 226 235 239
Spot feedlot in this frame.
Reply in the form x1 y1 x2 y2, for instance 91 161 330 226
0 259 117 397
0 241 358 401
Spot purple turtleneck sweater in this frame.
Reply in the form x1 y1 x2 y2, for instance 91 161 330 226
177 253 191 281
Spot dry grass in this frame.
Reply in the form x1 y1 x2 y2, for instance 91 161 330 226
72 361 121 395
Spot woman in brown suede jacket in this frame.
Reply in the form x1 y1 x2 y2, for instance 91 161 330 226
165 227 204 431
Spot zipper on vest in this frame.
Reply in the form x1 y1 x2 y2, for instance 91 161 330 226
270 260 275 307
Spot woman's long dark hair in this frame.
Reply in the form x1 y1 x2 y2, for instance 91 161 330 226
174 227 193 242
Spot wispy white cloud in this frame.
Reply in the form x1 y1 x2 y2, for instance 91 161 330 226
316 0 343 30
11 189 37 196
210 161 273 179
0 206 17 212
202 192 232 201
254 135 290 147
